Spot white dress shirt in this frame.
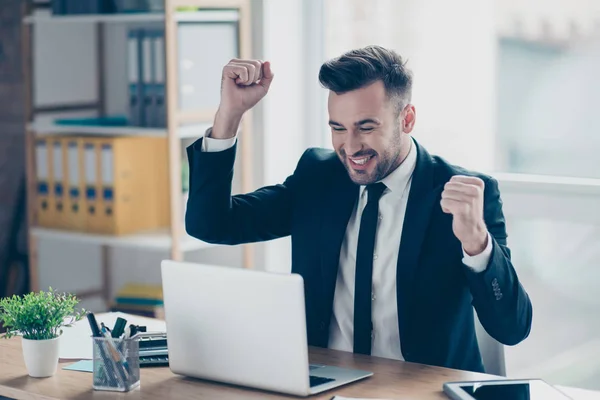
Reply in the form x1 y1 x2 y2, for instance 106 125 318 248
200 130 493 360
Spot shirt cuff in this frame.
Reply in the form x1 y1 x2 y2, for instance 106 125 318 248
462 232 493 273
201 127 238 152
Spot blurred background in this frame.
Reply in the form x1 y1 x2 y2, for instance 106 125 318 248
1 0 600 391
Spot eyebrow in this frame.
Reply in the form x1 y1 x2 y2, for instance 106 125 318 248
355 118 381 126
328 118 381 127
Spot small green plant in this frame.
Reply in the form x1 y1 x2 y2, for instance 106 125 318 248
0 287 86 340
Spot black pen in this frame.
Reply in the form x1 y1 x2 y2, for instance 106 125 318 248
87 312 102 337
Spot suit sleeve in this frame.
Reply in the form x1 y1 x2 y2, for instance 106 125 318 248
463 177 533 346
185 137 300 245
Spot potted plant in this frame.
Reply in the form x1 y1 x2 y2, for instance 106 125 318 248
0 287 86 377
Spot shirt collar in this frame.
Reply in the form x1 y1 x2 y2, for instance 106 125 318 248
359 137 417 199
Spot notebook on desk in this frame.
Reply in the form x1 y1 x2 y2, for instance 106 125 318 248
160 260 373 397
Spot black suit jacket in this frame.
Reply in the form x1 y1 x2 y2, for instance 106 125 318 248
185 138 533 373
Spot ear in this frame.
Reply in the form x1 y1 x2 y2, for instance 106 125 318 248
401 104 416 133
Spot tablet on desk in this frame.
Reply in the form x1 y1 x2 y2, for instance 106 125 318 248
443 378 573 400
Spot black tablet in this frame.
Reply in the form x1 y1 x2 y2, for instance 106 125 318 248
443 379 573 400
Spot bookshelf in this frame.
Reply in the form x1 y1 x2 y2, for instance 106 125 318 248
21 0 254 306
27 120 211 139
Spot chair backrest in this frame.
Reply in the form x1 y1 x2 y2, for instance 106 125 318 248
474 309 506 376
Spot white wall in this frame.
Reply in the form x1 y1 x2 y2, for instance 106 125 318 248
259 0 315 273
403 0 496 172
325 0 497 172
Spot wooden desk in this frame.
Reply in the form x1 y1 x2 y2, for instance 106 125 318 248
0 337 595 399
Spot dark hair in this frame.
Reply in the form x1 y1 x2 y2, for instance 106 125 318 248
318 45 413 112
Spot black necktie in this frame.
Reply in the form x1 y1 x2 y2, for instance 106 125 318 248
353 182 387 355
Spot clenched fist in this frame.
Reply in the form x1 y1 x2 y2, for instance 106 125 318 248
211 59 274 139
441 175 488 255
220 58 274 115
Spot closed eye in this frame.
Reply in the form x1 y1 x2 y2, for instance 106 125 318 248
331 127 346 132
359 127 375 132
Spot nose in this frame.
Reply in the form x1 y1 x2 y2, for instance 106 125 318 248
344 131 363 156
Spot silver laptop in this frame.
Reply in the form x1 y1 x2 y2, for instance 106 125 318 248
160 260 373 396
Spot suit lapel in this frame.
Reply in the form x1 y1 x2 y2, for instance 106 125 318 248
396 141 442 341
320 168 358 329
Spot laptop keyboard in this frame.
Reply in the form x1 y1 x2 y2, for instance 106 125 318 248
310 375 335 387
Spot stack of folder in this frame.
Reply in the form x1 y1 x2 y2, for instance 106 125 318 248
35 134 169 235
128 26 166 128
52 0 111 14
111 283 164 318
51 0 164 15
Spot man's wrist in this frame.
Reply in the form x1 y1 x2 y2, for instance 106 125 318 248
211 108 243 140
462 226 488 256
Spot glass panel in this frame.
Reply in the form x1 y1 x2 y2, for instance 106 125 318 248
504 217 600 390
496 38 600 179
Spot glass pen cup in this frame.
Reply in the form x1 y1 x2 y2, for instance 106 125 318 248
92 335 140 392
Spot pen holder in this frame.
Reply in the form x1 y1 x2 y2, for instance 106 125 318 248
92 336 140 392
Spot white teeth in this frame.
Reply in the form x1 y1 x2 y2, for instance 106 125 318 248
352 157 370 165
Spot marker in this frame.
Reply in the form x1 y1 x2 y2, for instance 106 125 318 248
111 317 127 338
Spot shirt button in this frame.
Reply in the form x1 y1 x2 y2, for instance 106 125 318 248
378 214 383 220
373 254 378 260
371 292 376 301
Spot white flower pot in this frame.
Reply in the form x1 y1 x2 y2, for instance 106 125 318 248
21 336 60 378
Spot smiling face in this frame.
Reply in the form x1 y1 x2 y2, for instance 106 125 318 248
328 80 416 185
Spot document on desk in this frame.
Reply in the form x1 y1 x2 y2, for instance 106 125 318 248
63 359 93 373
59 312 166 359
331 397 397 400
555 385 600 399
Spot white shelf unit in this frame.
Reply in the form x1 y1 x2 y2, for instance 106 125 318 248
30 227 216 252
22 0 254 307
27 120 210 139
23 10 240 24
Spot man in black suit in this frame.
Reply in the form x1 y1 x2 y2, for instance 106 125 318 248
185 45 532 373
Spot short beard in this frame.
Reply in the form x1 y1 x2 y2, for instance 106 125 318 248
338 124 405 185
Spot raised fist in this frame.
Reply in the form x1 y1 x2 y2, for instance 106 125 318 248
218 59 274 118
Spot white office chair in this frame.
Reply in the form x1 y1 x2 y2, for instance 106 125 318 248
474 309 506 376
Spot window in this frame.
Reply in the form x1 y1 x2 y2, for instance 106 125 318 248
497 174 600 388
497 38 600 179
494 6 600 390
